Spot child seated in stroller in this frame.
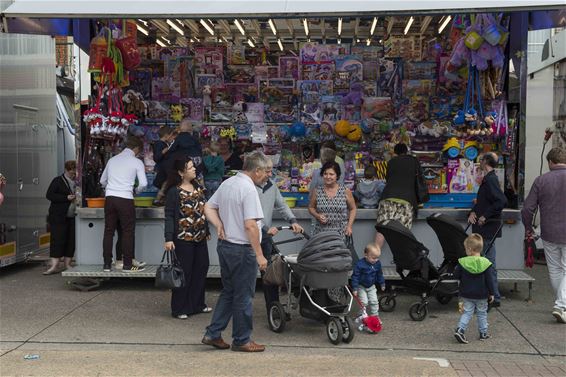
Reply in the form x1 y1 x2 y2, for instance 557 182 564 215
352 244 386 332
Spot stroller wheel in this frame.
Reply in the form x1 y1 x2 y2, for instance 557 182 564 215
436 294 453 305
268 302 287 333
326 317 344 345
379 295 396 312
409 302 428 321
341 317 355 344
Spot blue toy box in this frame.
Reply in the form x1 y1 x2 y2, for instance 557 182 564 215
422 193 476 208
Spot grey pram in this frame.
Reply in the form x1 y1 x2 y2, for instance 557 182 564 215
266 228 355 345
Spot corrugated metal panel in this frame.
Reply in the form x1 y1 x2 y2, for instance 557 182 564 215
3 0 565 18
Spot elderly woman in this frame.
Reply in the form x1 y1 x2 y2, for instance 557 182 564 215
164 157 212 319
308 161 356 238
44 160 77 275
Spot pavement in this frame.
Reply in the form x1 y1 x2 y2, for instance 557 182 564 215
0 261 565 376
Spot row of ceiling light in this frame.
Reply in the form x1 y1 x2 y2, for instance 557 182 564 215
136 15 453 50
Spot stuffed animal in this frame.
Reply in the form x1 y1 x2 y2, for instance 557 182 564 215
202 85 212 108
347 124 362 142
335 120 351 137
341 82 364 107
170 104 183 122
231 101 248 124
418 120 449 138
122 89 147 117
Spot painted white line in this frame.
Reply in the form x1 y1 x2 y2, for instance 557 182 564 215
413 357 451 368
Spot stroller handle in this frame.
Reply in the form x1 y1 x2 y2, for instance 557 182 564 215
276 225 310 240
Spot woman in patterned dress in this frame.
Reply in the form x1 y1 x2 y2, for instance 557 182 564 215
164 157 212 319
308 161 357 238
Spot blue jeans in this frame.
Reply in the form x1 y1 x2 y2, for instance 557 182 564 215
458 298 489 334
205 240 258 346
484 243 501 301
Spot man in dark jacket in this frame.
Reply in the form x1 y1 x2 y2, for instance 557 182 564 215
468 152 507 307
454 234 496 344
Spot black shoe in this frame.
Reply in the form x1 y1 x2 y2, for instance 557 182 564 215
103 263 111 272
479 332 491 341
454 328 468 344
488 301 501 312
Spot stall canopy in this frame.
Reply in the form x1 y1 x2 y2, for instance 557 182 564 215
3 0 565 18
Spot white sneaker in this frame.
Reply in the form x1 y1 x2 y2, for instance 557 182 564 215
114 260 124 270
552 307 566 324
132 259 147 268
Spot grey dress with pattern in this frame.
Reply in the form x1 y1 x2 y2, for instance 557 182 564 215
312 184 348 237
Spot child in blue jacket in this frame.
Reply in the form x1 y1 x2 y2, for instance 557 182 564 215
352 243 386 318
454 233 496 344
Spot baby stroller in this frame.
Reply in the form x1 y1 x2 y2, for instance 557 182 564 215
375 219 459 321
426 212 503 300
266 227 355 345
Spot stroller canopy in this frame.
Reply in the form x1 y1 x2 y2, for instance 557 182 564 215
297 231 353 273
426 213 468 263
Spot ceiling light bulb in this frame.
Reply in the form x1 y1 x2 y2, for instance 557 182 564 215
338 18 342 36
167 19 185 36
277 38 283 51
366 38 371 46
337 38 341 45
156 39 166 47
404 16 414 35
200 19 215 36
370 17 378 35
268 19 277 36
136 24 148 36
234 19 245 36
303 19 309 36
247 38 255 48
438 15 452 34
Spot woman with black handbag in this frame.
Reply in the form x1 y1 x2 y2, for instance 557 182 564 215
164 157 212 319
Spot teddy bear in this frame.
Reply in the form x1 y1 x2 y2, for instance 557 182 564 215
170 104 183 122
122 89 147 117
202 85 212 108
341 82 364 107
231 101 248 124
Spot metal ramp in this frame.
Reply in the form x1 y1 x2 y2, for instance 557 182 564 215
381 267 535 301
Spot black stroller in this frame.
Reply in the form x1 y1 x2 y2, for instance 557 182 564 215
266 227 355 345
375 219 459 321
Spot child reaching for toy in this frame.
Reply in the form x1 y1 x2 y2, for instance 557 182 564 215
352 243 386 331
354 165 385 209
454 233 496 344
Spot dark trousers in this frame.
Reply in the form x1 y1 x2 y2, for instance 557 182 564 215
171 240 210 316
484 243 501 301
205 240 258 346
261 232 279 314
49 217 75 258
115 222 136 261
103 196 135 267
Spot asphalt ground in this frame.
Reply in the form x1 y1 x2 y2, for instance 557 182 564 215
0 261 565 376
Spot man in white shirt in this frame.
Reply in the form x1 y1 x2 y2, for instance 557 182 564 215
202 151 270 353
100 137 147 272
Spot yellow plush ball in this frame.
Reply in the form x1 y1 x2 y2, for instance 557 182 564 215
347 124 362 142
335 120 351 137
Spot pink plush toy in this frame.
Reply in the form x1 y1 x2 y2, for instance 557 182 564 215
341 82 364 107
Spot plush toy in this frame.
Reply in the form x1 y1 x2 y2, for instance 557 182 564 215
202 85 212 108
335 119 351 137
170 104 183 122
341 82 364 107
418 120 449 138
123 89 147 117
231 101 248 124
347 124 362 142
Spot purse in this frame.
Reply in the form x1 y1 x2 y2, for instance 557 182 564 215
344 235 359 264
155 249 186 289
262 254 286 286
415 158 430 204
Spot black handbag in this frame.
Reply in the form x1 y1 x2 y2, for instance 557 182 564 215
155 249 186 289
415 158 430 204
